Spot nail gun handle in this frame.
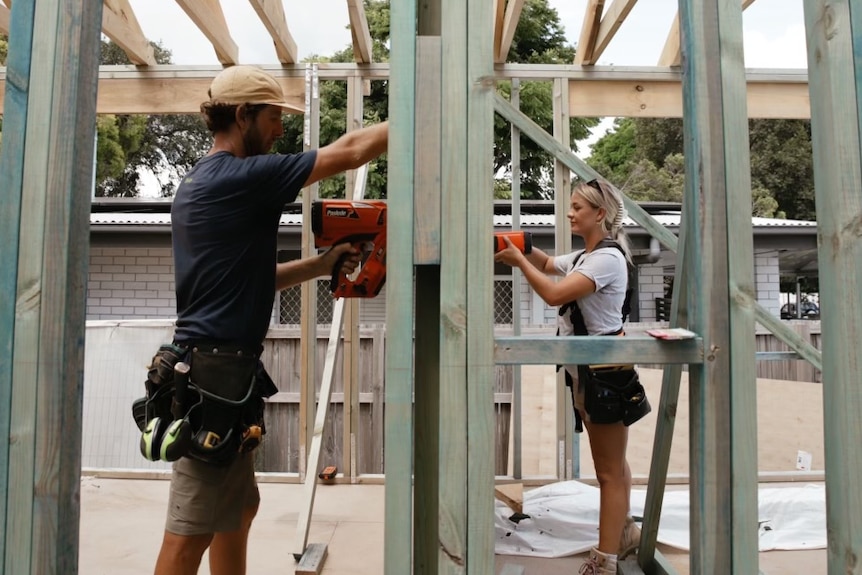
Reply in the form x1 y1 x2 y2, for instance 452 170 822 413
329 251 352 293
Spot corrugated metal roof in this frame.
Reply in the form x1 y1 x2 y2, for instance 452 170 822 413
89 212 817 228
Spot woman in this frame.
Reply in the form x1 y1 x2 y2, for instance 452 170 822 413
495 178 645 574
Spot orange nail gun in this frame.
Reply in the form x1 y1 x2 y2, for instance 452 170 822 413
311 200 387 298
494 230 532 254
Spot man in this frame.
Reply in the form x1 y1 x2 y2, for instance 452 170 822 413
154 65 388 575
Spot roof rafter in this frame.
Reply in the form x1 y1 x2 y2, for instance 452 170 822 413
346 0 373 63
0 3 9 34
659 0 757 66
496 0 526 64
574 0 605 65
577 0 638 65
174 0 238 65
493 0 506 61
248 0 297 64
102 0 156 66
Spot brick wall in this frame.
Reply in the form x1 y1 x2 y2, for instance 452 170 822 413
638 263 667 322
755 250 781 317
87 247 177 320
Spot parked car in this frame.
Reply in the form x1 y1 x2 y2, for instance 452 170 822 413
780 301 820 319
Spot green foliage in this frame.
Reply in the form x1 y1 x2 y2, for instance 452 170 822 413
622 154 685 202
275 0 596 200
272 1 390 198
96 40 211 197
752 185 785 218
505 0 575 64
586 116 814 219
495 0 599 199
748 119 814 220
95 116 126 182
630 118 684 167
586 118 636 183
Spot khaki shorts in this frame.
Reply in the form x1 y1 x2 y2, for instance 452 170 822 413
165 453 260 536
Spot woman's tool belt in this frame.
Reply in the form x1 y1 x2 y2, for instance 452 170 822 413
131 342 277 466
559 295 651 427
577 364 651 426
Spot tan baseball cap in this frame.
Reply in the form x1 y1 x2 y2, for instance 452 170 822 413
208 65 303 114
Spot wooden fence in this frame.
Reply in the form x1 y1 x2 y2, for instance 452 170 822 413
254 321 820 475
255 326 513 475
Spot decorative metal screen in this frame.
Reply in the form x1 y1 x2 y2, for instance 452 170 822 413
494 277 514 325
280 278 514 325
277 279 335 325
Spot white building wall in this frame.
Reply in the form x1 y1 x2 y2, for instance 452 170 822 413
87 246 387 323
755 250 781 317
86 246 785 325
87 247 177 320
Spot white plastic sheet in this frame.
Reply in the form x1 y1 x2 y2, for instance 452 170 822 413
495 480 826 558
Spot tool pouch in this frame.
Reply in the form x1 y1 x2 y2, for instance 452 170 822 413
579 365 651 426
132 343 189 432
185 345 278 466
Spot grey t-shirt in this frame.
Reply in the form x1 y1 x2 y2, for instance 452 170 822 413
552 246 627 337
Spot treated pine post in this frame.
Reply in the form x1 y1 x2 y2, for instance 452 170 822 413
299 63 321 479
342 76 365 482
439 0 470 569
464 0 495 571
384 0 417 573
639 202 689 570
430 0 496 572
678 0 759 572
413 6 442 572
509 78 523 480
552 77 576 481
0 0 32 565
803 2 862 573
0 0 103 573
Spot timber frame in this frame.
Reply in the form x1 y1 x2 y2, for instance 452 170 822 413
0 1 860 575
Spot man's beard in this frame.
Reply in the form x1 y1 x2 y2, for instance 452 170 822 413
242 124 268 156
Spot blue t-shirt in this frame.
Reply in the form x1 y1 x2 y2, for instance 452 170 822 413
171 150 317 346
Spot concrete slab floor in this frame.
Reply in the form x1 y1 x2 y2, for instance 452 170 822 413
80 476 825 575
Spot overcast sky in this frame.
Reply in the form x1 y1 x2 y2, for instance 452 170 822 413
128 0 807 69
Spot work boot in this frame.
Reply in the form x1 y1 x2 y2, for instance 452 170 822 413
578 547 617 575
618 515 641 559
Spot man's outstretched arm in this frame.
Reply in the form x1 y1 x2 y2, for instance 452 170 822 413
303 121 389 187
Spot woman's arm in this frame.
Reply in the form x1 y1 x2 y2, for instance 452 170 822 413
494 237 595 306
275 243 360 291
517 260 596 306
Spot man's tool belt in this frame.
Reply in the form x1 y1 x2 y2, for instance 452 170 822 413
132 342 278 466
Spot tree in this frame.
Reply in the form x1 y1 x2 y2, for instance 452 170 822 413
96 41 211 197
586 118 637 184
587 116 815 219
274 0 598 200
272 1 391 198
748 119 814 220
495 0 600 199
